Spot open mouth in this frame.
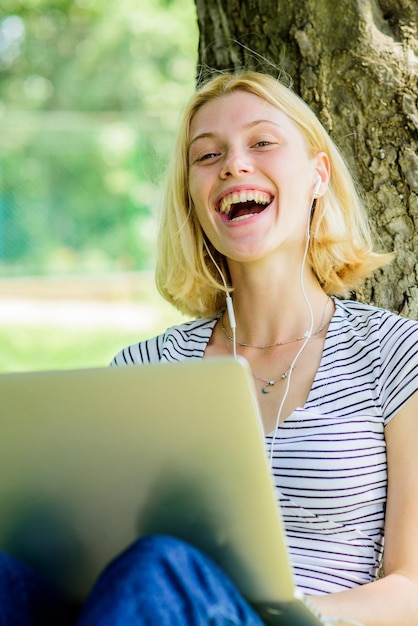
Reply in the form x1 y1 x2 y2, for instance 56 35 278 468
217 190 273 222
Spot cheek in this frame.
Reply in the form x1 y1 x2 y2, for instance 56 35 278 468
190 199 220 251
189 174 212 226
188 169 203 208
193 206 215 242
188 176 200 209
189 186 204 223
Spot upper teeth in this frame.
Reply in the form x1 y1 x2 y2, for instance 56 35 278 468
219 190 272 214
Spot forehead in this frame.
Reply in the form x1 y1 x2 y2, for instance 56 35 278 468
189 90 302 141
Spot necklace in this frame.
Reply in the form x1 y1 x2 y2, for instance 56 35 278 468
221 297 331 349
231 297 331 395
253 368 294 394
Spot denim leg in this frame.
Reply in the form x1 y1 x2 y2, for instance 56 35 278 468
76 535 265 625
0 551 70 626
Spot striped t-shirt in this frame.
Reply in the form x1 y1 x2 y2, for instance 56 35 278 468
112 298 418 596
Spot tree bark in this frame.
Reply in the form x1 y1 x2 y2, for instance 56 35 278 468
194 0 418 316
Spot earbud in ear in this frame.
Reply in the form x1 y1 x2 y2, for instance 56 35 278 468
312 175 322 198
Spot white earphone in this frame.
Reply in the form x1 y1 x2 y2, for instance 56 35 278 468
312 175 322 198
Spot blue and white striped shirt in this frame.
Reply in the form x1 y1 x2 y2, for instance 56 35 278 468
112 298 418 595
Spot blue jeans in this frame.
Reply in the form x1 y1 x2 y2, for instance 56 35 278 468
0 550 71 626
0 535 265 625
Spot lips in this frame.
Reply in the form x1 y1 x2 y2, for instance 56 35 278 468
217 189 273 222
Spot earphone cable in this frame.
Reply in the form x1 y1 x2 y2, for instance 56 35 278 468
203 239 237 358
268 192 316 468
204 186 318 452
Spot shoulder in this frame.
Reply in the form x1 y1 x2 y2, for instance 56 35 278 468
334 297 418 338
333 297 418 368
111 316 219 366
334 298 418 424
335 297 401 320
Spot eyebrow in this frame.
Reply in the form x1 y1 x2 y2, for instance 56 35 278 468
188 119 281 149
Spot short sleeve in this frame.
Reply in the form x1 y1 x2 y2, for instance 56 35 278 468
111 333 166 366
379 312 418 426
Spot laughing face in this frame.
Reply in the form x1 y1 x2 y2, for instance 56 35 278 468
188 90 324 266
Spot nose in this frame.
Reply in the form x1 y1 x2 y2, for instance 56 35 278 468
219 149 254 179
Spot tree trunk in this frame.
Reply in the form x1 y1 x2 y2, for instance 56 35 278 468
194 0 418 316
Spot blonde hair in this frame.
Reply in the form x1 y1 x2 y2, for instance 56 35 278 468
155 71 391 318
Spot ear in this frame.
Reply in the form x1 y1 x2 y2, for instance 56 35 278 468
313 152 331 198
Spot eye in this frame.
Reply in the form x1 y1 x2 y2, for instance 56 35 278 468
253 139 277 149
192 151 221 165
198 152 219 161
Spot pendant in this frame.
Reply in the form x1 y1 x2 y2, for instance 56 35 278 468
261 380 276 395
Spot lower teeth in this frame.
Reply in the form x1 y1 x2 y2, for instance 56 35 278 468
231 213 257 222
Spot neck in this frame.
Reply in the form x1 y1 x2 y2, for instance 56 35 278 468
224 264 330 348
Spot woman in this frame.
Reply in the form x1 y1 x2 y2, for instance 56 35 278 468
2 71 418 626
111 70 418 625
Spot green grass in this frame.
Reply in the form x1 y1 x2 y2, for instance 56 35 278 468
0 306 186 373
0 273 186 373
0 326 149 372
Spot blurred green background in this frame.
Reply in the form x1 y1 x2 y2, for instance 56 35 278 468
0 0 197 371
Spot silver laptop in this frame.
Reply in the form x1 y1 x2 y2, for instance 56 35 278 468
0 357 325 625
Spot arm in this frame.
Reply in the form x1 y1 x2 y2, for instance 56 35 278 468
308 389 418 626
